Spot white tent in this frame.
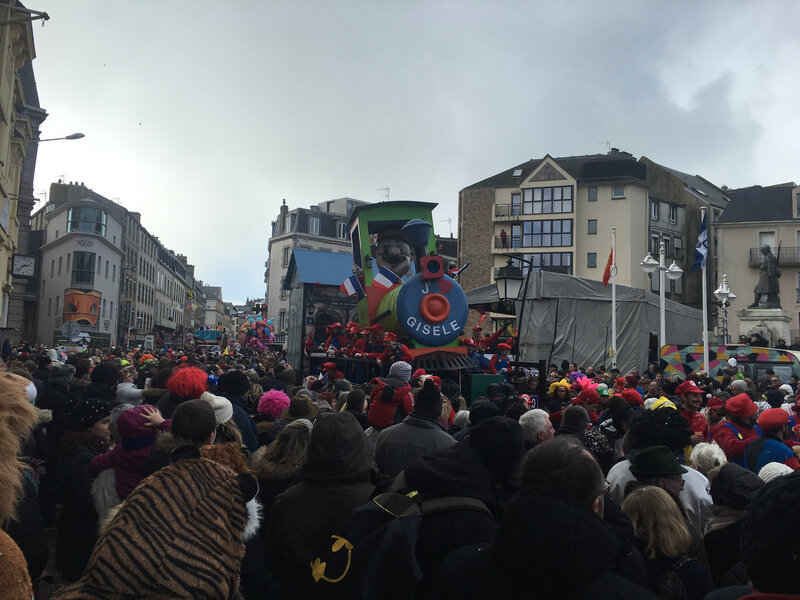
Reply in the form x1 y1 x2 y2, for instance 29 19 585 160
465 271 703 373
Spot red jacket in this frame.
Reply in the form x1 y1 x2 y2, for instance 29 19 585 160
377 343 414 364
348 338 367 357
711 420 759 460
680 408 708 439
367 382 414 429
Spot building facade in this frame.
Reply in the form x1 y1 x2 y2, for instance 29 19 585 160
0 13 36 338
716 183 800 340
265 197 367 334
31 184 126 346
458 150 728 328
31 182 206 348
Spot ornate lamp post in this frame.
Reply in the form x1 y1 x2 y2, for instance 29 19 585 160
641 241 683 351
714 274 736 344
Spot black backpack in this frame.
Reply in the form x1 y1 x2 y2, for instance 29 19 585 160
309 491 490 599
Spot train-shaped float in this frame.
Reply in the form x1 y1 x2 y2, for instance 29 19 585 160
343 201 473 370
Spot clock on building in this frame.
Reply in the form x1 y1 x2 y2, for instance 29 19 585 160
11 254 36 277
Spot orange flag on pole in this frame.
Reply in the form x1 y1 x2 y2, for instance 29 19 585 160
602 247 614 286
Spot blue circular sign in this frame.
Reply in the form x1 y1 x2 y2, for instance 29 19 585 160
396 274 468 346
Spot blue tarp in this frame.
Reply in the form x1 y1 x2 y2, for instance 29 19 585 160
283 248 353 289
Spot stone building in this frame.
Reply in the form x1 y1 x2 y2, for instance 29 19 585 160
265 197 367 334
458 149 728 332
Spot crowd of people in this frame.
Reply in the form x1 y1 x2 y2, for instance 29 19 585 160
0 342 798 599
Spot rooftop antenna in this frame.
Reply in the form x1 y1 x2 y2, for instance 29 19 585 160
598 140 611 153
377 187 390 201
440 217 452 236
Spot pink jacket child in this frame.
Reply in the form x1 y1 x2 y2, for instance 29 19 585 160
90 404 171 499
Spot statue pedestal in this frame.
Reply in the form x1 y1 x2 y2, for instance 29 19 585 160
736 308 792 347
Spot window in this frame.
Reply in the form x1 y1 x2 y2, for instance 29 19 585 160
112 264 116 282
105 260 109 279
282 246 290 267
309 216 320 235
97 256 102 274
511 219 573 248
588 253 597 268
511 193 521 216
67 253 71 271
759 231 775 253
650 234 660 255
650 201 659 220
58 256 62 276
48 297 52 316
663 236 671 256
103 299 107 318
67 206 107 235
522 186 574 215
279 310 286 331
588 187 598 202
337 222 347 239
588 219 597 235
55 229 59 239
674 238 683 260
50 259 54 277
510 252 573 275
669 205 678 224
512 168 523 177
280 277 287 300
71 251 96 284
612 185 626 199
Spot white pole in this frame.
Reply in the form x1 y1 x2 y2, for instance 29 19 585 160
659 241 666 352
701 206 710 373
611 227 617 368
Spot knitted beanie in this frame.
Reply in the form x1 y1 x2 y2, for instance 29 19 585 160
200 391 233 424
388 361 412 382
758 461 793 483
65 397 113 431
257 389 291 418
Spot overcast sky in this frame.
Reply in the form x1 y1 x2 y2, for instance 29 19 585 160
29 1 800 304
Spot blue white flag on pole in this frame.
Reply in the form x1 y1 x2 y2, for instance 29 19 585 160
373 267 400 289
339 275 365 300
693 213 707 270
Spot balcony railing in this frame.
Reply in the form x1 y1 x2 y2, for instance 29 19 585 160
750 247 800 267
493 265 572 277
494 204 522 219
494 236 524 249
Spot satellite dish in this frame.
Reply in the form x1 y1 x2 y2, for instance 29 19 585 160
60 321 81 340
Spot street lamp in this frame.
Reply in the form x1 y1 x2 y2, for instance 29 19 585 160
495 258 524 307
714 274 736 345
27 132 85 143
641 241 683 351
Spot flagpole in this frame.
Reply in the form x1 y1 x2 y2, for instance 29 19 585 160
611 227 617 369
701 206 710 374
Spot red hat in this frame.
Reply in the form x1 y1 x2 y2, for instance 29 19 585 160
675 380 703 397
497 343 511 351
322 362 337 369
574 389 601 405
706 397 724 410
431 375 441 387
520 393 532 406
726 393 758 417
461 337 476 347
412 368 427 379
360 328 372 336
472 325 483 331
620 389 643 406
758 407 791 431
625 374 640 387
383 332 398 342
370 324 384 334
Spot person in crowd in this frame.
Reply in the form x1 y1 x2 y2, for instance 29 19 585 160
365 361 415 451
622 486 714 600
268 411 376 598
518 408 555 451
676 379 708 444
376 378 456 479
88 404 171 502
745 409 799 474
607 409 712 534
216 370 260 452
704 397 727 436
114 366 143 405
711 393 760 466
703 463 764 586
432 436 657 599
556 404 590 440
689 442 727 477
54 396 113 582
375 332 414 367
157 365 208 418
255 388 291 445
342 388 369 429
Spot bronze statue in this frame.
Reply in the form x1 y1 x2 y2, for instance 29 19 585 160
748 245 781 309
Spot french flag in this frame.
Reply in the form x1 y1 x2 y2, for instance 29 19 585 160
340 275 365 300
373 267 400 289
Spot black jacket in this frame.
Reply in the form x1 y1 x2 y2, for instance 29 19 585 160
268 412 376 598
430 491 660 600
221 393 260 453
